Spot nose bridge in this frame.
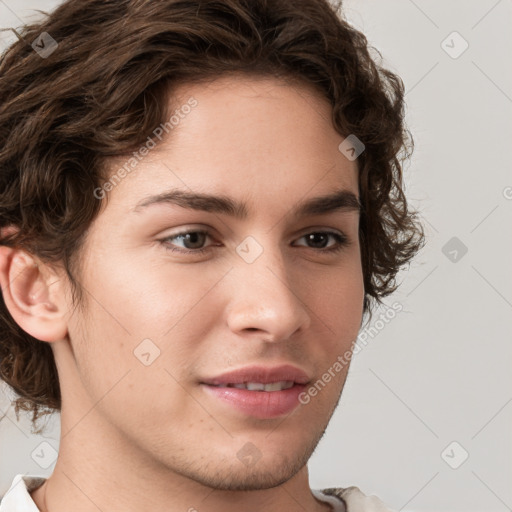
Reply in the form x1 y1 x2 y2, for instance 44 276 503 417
226 234 311 340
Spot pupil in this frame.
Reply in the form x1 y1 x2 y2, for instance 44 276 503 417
308 233 327 248
184 232 205 249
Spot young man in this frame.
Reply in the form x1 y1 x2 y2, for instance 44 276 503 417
0 0 423 510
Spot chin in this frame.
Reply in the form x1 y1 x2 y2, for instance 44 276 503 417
180 430 325 491
190 460 303 491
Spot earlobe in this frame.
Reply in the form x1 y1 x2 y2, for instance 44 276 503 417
0 245 68 343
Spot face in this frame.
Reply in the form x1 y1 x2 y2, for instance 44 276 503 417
60 74 364 490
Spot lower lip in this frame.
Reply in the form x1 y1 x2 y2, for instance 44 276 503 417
201 384 306 419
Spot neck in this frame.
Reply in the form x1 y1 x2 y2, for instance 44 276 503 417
30 403 330 512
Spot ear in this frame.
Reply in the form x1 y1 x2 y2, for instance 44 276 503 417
0 232 69 343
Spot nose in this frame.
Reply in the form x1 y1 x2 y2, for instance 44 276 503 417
225 241 312 342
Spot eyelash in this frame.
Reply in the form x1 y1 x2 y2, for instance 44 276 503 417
159 229 349 255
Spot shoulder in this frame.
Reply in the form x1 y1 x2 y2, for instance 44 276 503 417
316 486 397 512
0 474 45 512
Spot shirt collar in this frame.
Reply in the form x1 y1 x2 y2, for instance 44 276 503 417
0 474 46 512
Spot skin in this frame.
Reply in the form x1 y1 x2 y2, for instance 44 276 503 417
0 74 364 512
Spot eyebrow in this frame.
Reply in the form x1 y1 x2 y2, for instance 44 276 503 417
132 188 361 218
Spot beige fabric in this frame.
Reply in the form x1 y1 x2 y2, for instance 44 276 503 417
318 486 396 511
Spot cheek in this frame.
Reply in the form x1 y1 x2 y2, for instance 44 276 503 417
83 247 223 340
65 261 224 400
313 261 364 337
65 300 195 434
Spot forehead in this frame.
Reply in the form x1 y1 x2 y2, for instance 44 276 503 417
100 74 358 214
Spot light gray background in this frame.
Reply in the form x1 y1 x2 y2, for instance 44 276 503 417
1 1 511 511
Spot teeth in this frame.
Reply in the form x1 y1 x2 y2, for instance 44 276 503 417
263 381 286 391
246 382 266 391
225 381 294 391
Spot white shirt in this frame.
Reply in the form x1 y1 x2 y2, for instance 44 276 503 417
0 474 396 512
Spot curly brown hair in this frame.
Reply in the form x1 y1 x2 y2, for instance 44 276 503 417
0 0 424 427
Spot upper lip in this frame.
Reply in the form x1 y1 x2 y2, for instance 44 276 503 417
201 364 311 386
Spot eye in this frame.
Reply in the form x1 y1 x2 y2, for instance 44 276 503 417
159 229 349 255
293 231 349 253
160 229 215 254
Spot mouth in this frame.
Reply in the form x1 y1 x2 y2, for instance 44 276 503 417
200 364 311 419
208 380 295 391
201 382 307 419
